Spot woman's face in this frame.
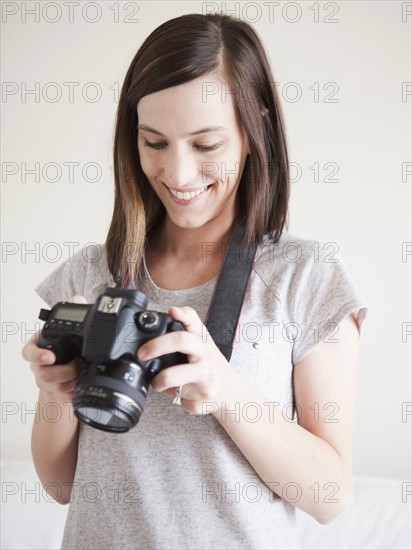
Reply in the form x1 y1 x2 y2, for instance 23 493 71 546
137 73 249 232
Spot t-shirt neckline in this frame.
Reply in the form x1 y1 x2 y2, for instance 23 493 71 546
142 254 218 297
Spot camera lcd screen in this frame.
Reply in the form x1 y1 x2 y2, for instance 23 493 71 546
54 306 88 323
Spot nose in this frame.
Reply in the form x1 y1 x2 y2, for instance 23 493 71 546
161 145 198 188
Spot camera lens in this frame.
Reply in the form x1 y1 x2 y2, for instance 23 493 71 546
74 398 141 433
72 358 149 433
75 404 134 431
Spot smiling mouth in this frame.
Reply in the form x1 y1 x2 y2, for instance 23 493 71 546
164 183 213 202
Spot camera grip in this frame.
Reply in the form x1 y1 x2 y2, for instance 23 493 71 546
37 329 82 365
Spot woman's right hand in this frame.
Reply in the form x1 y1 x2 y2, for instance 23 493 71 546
22 295 87 404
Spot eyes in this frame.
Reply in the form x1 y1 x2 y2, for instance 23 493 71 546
143 139 222 153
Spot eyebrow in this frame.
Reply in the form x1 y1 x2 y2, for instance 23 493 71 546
137 124 227 137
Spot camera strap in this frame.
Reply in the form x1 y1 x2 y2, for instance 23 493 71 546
204 222 257 362
117 222 257 363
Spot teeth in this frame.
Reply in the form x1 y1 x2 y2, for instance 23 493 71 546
169 186 208 201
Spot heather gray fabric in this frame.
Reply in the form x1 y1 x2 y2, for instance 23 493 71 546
35 232 368 550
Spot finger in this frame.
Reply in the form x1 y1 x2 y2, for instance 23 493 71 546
69 295 88 304
137 330 202 362
151 363 208 392
31 360 83 386
22 334 56 365
159 387 178 399
154 377 219 406
168 306 209 339
22 331 40 361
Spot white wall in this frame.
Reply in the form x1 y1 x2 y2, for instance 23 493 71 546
1 0 411 484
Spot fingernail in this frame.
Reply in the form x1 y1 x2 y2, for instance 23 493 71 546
138 347 148 360
40 354 51 363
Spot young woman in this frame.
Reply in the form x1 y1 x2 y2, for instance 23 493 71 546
23 13 368 549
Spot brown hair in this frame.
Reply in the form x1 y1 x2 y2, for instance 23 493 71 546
107 13 290 286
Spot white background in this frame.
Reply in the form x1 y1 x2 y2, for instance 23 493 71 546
1 0 411 487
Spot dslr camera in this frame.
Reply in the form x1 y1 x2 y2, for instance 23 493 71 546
37 287 186 433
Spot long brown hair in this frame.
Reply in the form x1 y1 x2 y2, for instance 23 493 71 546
107 13 290 287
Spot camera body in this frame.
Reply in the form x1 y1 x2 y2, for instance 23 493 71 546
38 287 186 433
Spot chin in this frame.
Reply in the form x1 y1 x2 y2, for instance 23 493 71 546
171 215 208 230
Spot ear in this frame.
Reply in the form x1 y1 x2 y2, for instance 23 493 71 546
242 129 251 156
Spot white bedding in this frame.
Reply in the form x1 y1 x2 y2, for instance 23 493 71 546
1 461 411 550
295 476 411 549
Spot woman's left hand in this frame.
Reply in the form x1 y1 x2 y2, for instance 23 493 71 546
137 306 233 415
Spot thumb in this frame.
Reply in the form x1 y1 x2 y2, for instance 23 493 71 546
69 295 88 304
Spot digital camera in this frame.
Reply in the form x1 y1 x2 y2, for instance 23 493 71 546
37 287 186 433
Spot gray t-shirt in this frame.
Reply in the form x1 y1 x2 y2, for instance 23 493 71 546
35 232 368 550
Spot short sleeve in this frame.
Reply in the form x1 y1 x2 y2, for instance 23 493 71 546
290 244 368 365
34 244 113 307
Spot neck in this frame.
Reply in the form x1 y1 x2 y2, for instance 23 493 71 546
150 216 236 264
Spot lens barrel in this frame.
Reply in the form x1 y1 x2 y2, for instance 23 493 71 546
72 358 149 433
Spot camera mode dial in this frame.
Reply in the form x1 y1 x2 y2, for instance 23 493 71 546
136 311 161 331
